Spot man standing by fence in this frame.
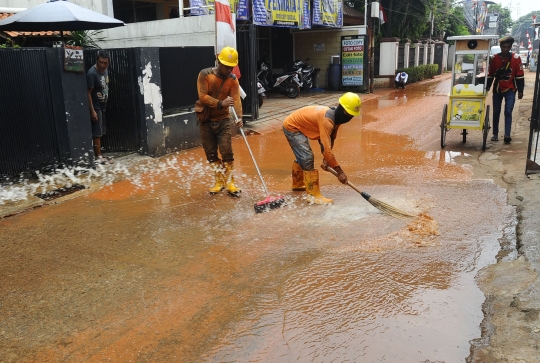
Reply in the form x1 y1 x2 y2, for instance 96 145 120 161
87 50 111 164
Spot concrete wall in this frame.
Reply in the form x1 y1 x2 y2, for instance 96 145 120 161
293 26 366 89
98 15 215 48
1 0 214 49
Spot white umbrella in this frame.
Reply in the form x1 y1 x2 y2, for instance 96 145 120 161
0 0 125 32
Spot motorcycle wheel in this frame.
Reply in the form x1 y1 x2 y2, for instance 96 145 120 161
284 83 300 98
258 94 264 108
303 80 313 91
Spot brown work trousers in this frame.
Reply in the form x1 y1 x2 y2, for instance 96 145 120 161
199 117 234 163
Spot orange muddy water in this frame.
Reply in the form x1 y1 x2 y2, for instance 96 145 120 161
0 79 514 363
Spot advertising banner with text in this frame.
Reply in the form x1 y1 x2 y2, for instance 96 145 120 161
341 35 367 91
252 0 311 29
312 0 342 28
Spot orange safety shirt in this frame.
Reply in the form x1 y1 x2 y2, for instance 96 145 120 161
197 67 242 121
283 105 339 168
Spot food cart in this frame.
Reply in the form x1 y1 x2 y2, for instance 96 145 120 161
441 35 499 150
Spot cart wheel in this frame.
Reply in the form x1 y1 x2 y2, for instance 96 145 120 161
440 104 448 148
482 105 491 151
462 129 467 143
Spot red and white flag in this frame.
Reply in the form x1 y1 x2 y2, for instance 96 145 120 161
379 5 387 24
215 0 241 78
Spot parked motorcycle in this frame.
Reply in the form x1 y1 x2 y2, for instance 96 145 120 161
292 58 315 91
257 61 302 99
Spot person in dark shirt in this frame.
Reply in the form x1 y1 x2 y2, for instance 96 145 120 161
486 36 525 144
87 50 111 164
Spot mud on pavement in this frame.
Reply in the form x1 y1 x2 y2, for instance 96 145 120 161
1 72 540 362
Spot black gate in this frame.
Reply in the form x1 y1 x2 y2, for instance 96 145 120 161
237 24 259 120
419 46 425 65
398 45 405 69
84 49 140 152
409 46 415 65
0 49 60 178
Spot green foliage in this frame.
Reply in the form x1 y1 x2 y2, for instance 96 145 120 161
397 64 439 84
445 5 470 38
0 39 20 48
486 4 513 35
511 11 539 47
66 30 105 49
378 0 432 40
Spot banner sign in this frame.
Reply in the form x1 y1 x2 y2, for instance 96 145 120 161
190 0 214 16
252 0 311 29
312 0 342 28
340 35 366 88
236 0 250 20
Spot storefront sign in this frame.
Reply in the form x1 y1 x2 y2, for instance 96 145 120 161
64 46 84 73
340 35 366 88
253 0 311 29
312 0 342 28
314 43 325 51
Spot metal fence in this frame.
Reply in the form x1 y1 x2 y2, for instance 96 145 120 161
84 49 141 153
0 49 60 178
409 46 415 65
398 45 405 69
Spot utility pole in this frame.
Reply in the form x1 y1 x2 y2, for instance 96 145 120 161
368 0 374 93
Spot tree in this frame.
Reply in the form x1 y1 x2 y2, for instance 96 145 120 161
444 5 471 38
511 12 539 49
487 3 512 35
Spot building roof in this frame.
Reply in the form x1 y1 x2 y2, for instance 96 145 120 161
0 13 64 38
343 3 364 25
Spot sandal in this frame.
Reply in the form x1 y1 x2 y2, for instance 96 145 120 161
504 136 512 144
491 135 498 141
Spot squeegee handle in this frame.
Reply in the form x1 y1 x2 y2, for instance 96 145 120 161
230 107 270 196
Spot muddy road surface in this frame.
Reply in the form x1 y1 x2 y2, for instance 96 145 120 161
1 78 514 362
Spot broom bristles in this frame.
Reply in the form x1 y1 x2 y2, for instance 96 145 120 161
367 197 416 220
254 195 286 214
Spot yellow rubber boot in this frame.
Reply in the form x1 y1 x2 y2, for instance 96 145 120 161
223 161 241 195
291 161 306 191
209 161 225 194
304 169 333 204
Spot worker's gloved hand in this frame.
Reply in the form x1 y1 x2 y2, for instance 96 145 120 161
518 92 523 99
235 118 243 128
333 165 348 185
320 159 329 171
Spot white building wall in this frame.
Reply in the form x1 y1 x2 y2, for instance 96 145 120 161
98 15 215 48
0 0 214 49
379 39 399 76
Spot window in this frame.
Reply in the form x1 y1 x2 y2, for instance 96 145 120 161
113 0 161 24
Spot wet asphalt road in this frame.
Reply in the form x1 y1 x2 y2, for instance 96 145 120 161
0 76 515 362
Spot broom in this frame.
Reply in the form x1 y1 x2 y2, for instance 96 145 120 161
230 107 286 213
326 166 415 220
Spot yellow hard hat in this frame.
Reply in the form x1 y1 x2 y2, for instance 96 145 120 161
218 46 238 67
338 92 361 116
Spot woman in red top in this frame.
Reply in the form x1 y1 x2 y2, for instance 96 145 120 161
486 36 525 144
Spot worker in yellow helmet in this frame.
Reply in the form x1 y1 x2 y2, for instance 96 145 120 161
282 92 361 204
195 46 243 196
